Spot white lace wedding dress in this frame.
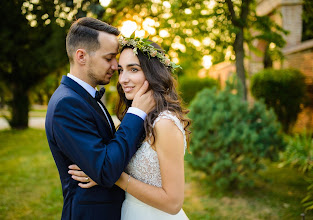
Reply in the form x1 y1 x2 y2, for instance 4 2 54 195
121 111 189 220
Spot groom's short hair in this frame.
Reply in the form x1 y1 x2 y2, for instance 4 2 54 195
66 17 120 63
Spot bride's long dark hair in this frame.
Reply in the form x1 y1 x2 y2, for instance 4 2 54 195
116 42 191 148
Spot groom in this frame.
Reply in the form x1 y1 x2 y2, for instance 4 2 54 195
45 17 155 220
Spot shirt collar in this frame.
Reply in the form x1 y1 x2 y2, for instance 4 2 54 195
67 73 97 98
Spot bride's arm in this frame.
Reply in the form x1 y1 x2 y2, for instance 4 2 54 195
115 118 185 215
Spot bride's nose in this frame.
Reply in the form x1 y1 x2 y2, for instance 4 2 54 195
119 72 130 84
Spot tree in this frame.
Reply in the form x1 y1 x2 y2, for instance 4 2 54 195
1 0 288 128
182 0 287 99
0 1 68 128
99 0 287 100
0 0 105 129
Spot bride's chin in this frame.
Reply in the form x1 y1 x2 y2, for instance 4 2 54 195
125 95 134 101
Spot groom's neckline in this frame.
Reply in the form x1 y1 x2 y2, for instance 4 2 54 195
67 73 97 98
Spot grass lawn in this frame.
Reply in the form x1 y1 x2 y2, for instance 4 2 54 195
0 129 312 219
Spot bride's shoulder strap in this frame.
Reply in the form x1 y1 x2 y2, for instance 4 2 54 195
153 111 187 152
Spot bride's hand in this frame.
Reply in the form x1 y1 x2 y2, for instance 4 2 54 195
68 164 98 188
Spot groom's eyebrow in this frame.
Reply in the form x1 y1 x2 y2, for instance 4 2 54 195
104 52 118 56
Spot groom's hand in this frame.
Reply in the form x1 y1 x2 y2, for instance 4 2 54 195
131 81 155 114
68 164 98 188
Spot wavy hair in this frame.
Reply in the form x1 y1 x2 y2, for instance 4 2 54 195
116 42 191 148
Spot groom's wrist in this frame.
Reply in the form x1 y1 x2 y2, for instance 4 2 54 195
127 107 147 120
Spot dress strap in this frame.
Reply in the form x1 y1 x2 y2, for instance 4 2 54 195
153 111 187 152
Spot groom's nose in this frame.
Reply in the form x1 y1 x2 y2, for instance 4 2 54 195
111 58 118 70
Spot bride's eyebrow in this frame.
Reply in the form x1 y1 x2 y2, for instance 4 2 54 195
117 63 141 68
127 64 141 68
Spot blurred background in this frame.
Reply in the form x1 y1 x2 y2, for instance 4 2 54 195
1 0 313 219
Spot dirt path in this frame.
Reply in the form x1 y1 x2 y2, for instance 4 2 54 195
0 116 120 130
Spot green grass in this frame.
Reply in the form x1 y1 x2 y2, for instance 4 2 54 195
0 129 312 219
183 163 312 220
0 129 62 220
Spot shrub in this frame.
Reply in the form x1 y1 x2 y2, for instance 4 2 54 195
279 131 313 212
187 79 285 189
178 76 218 105
279 131 313 173
251 68 307 133
303 177 313 212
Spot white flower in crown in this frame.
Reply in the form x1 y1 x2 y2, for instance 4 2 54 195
133 47 138 55
164 59 171 66
118 35 182 73
122 39 128 45
129 39 137 46
150 50 158 57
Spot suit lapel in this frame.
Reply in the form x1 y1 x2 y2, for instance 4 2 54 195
97 100 116 133
61 76 114 137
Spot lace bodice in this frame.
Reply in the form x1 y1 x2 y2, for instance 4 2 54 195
125 111 187 187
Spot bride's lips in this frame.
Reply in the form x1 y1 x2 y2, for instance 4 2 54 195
123 86 135 93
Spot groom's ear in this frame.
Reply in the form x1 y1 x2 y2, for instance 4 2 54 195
75 49 87 65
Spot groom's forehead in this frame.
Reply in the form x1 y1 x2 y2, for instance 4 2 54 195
98 32 119 52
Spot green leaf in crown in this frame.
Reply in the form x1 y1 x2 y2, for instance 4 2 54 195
119 34 182 73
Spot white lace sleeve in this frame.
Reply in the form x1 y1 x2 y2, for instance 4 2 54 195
153 111 187 153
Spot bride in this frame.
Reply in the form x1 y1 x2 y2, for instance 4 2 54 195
69 36 190 219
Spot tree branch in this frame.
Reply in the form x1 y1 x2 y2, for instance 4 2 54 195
240 0 252 26
225 0 237 25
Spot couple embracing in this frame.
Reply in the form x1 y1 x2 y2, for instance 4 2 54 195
45 17 190 220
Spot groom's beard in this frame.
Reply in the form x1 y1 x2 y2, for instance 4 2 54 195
87 67 110 86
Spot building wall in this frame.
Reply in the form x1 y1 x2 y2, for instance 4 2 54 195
283 48 313 84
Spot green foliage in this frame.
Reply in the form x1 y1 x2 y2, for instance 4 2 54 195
30 71 64 106
302 0 313 41
0 0 106 128
279 130 313 213
251 69 307 133
104 86 119 115
187 79 284 189
280 131 313 173
302 176 313 212
1 0 289 127
178 76 219 105
278 130 313 212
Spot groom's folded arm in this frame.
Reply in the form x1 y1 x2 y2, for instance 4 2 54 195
52 96 144 187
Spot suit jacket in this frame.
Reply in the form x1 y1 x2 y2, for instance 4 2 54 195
45 76 144 220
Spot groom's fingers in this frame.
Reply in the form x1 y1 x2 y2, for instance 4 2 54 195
71 174 90 183
79 181 98 188
68 169 87 177
68 164 81 170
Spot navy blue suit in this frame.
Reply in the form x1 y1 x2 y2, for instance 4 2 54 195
45 76 144 220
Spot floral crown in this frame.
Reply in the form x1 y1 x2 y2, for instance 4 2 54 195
118 35 181 73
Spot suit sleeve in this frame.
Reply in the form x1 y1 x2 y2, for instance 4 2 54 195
52 96 144 187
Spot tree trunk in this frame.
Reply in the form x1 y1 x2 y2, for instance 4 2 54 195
263 44 273 69
9 81 29 129
234 28 247 100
